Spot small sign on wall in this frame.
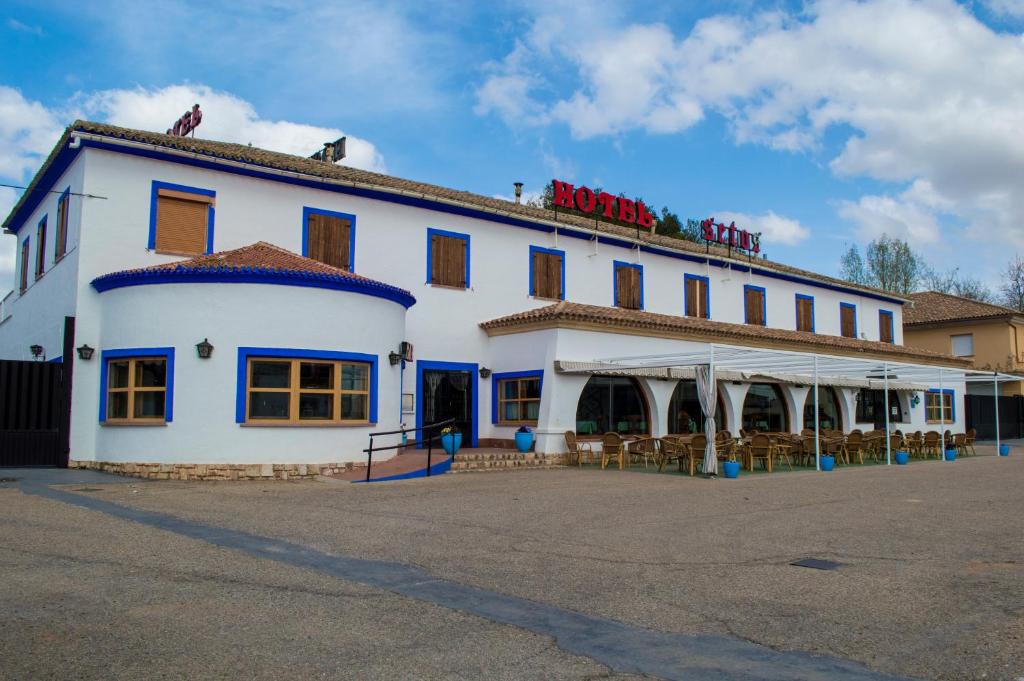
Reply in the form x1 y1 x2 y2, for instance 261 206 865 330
402 393 415 414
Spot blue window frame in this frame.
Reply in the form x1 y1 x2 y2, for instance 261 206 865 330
684 273 710 318
491 370 544 424
35 215 47 278
55 186 71 261
879 309 894 343
99 347 175 423
743 285 767 325
795 293 815 333
148 180 216 254
416 360 478 447
925 388 955 423
528 245 565 300
840 302 857 338
18 236 29 293
235 347 378 424
302 206 357 272
613 260 644 310
426 228 471 288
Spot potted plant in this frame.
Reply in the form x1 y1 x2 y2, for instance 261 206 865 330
820 453 836 471
723 453 740 479
944 447 957 462
440 426 462 456
999 444 1010 456
894 449 909 465
514 425 534 453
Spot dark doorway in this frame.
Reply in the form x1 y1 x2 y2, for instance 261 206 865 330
422 369 474 445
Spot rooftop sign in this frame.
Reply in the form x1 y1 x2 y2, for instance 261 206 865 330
167 104 202 137
551 180 655 231
690 218 761 254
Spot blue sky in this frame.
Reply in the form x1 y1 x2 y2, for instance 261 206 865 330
3 0 1024 288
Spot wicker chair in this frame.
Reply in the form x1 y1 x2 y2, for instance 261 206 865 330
952 433 968 458
627 437 659 468
658 437 686 473
600 432 625 470
746 433 773 472
686 434 708 476
564 431 595 467
922 431 941 459
842 431 865 465
904 431 923 458
965 428 978 456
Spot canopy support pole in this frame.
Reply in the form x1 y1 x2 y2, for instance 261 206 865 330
939 369 946 460
883 362 891 465
994 373 1001 455
814 355 820 471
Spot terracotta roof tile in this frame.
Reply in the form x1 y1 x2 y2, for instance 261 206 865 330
6 120 907 303
481 301 969 367
904 291 1020 326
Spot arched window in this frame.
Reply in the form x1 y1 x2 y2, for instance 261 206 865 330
667 380 725 434
575 376 649 436
803 386 842 431
741 383 788 432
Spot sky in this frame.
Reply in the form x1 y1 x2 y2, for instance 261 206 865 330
2 0 1024 291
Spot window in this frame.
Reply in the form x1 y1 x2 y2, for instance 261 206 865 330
303 207 354 271
951 334 974 357
55 188 70 261
855 389 902 424
529 246 564 300
246 357 371 424
879 310 894 343
803 386 842 431
795 294 814 332
667 380 724 433
18 238 29 293
427 228 469 288
149 181 215 256
35 217 47 279
99 349 175 424
684 274 709 319
494 372 542 425
613 261 643 310
575 376 648 436
925 390 954 423
741 383 788 432
744 285 766 326
840 303 857 339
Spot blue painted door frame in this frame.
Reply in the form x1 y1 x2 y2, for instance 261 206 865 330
416 360 479 448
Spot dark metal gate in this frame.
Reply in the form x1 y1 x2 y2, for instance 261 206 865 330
965 394 1023 440
0 317 74 467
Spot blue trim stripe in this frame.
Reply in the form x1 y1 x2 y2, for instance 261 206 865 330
491 370 544 424
91 267 416 309
613 260 644 310
351 455 452 483
528 245 565 300
148 181 216 254
301 206 357 272
415 360 478 448
840 302 858 338
744 284 767 325
795 293 815 333
99 347 175 423
235 347 379 424
426 228 471 287
683 273 710 318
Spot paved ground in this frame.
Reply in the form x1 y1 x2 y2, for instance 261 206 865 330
1 449 1022 680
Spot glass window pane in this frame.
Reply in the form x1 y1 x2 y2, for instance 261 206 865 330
502 403 520 421
524 400 540 420
501 380 518 399
134 359 166 388
522 378 541 399
251 361 290 388
133 391 166 419
249 392 289 419
107 392 128 419
299 393 333 420
341 363 368 391
300 362 334 390
109 361 130 389
341 394 368 421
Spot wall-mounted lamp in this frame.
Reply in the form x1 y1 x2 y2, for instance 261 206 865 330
195 338 214 359
389 351 402 366
29 344 43 360
76 344 94 361
479 367 492 379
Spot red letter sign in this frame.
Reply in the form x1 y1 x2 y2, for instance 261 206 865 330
574 186 596 213
552 180 575 209
617 197 636 223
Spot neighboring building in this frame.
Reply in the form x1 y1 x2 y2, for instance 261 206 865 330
0 121 971 477
904 292 1024 395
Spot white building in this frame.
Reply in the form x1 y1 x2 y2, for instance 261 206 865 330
0 121 971 478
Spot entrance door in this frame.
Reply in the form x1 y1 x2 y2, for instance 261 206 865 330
422 369 473 444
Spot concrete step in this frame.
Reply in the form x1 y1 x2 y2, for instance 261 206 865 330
449 449 566 473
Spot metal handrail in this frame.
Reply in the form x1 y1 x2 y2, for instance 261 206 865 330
363 417 456 482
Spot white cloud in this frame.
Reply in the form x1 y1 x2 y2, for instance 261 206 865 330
712 210 810 246
981 0 1024 17
77 84 386 173
0 187 18 288
6 18 43 36
0 86 63 179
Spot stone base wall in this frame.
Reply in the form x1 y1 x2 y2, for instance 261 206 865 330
69 459 365 481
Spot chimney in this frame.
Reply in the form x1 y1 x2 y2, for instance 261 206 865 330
322 143 335 164
513 182 524 204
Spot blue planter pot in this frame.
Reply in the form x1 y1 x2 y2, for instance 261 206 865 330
514 431 534 453
723 460 740 478
944 448 957 462
895 450 909 465
999 444 1010 456
441 432 462 456
820 455 835 472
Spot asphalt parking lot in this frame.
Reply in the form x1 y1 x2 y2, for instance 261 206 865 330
1 450 1022 680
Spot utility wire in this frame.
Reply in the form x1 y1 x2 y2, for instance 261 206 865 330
0 182 108 200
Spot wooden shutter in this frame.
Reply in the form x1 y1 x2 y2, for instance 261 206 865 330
685 279 698 317
35 221 46 278
532 251 562 299
55 193 69 259
841 306 856 338
154 189 212 255
19 240 29 292
616 265 640 309
746 289 765 325
796 297 813 332
307 213 350 269
431 234 466 288
879 312 893 343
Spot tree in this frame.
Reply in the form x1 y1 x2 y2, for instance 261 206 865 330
839 245 869 285
864 235 925 295
1000 255 1024 312
921 267 993 302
